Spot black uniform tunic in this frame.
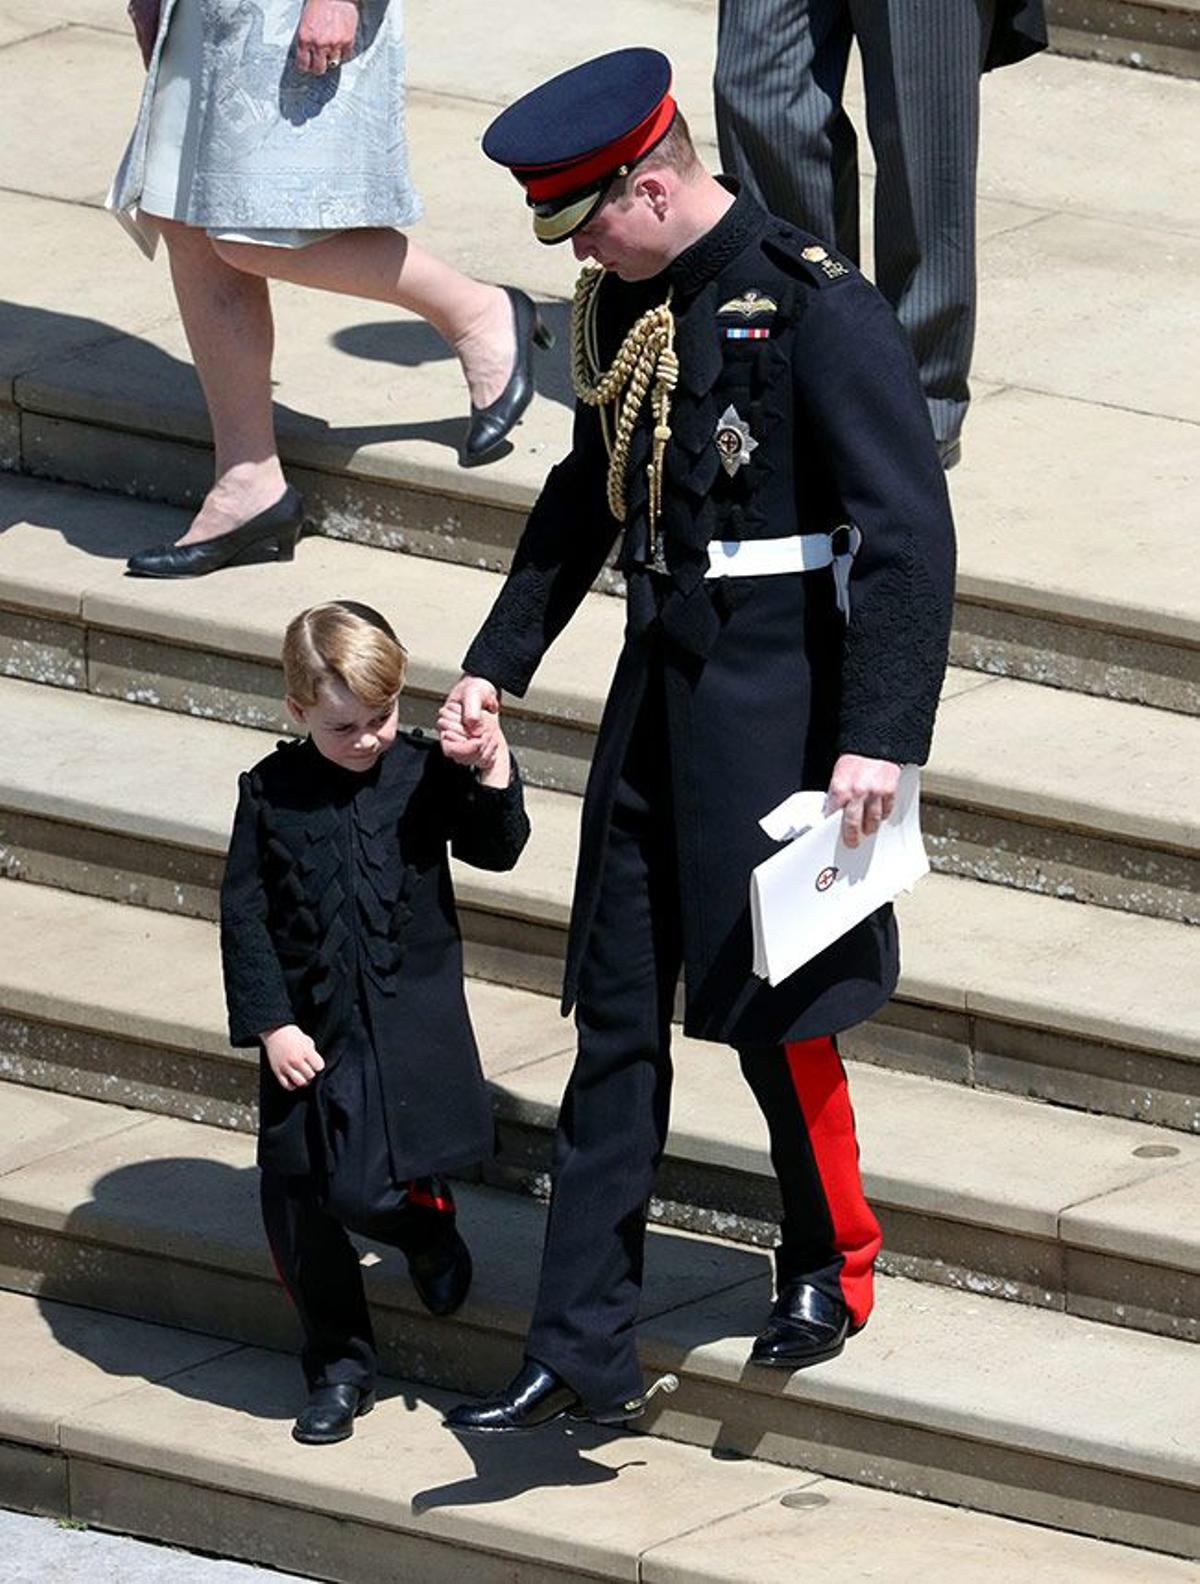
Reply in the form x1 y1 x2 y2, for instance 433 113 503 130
464 185 956 1047
220 730 530 1185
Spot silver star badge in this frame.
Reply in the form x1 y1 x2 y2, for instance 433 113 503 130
714 405 758 477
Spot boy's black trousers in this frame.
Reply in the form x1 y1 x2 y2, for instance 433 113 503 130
524 676 882 1411
260 1169 457 1392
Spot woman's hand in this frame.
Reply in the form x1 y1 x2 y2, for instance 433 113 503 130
295 0 359 75
127 0 162 68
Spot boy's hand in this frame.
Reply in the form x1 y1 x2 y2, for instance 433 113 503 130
261 1025 325 1090
440 710 512 789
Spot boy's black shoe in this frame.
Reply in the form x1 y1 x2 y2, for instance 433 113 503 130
409 1232 472 1316
292 1383 375 1445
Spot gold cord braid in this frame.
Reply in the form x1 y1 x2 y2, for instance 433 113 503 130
570 266 677 556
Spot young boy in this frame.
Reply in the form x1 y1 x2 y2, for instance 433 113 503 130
220 600 529 1445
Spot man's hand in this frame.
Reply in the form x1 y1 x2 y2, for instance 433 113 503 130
261 1025 325 1090
295 0 359 74
826 754 901 848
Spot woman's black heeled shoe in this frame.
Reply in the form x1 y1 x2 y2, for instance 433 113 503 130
125 485 306 579
463 287 554 464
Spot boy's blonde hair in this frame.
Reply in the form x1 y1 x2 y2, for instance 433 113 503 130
283 602 407 709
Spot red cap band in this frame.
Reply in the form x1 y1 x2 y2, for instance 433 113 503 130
515 95 678 203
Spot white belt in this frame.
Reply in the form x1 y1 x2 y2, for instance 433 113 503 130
703 527 863 620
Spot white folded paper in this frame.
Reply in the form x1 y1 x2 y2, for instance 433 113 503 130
750 765 929 986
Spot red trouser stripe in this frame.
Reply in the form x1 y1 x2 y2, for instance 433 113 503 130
407 1184 455 1214
783 1036 881 1328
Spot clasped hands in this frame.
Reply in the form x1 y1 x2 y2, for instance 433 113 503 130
437 675 506 780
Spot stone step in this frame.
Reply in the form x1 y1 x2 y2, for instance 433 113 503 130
3 24 1198 716
0 1092 1197 1558
2 889 1198 1336
2 505 1198 922
6 1293 1196 1584
1046 0 1200 78
4 218 1197 718
1 673 1198 1129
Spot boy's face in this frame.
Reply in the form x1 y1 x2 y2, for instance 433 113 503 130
288 677 399 772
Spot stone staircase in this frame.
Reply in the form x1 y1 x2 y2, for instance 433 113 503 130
2 5 1199 1580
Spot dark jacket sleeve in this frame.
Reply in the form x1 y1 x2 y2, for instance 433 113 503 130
219 771 295 1047
463 403 619 696
445 755 531 873
793 277 957 764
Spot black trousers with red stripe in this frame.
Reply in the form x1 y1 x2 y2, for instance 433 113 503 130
525 682 881 1411
261 1169 457 1392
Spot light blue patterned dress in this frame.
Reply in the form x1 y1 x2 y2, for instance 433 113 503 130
109 0 421 257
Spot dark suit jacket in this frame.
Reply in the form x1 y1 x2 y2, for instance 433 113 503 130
220 730 529 1178
465 186 956 1047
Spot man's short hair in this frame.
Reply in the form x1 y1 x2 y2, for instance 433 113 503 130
642 110 701 177
283 602 407 709
607 111 701 204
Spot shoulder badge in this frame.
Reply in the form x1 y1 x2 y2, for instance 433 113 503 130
764 227 855 289
800 244 849 281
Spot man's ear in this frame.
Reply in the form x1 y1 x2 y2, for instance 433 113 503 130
284 695 307 727
634 171 670 220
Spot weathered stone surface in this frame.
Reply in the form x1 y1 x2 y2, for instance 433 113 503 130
646 1471 1200 1582
0 607 84 691
0 1288 234 1447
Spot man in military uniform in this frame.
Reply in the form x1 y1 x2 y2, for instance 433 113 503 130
440 48 956 1433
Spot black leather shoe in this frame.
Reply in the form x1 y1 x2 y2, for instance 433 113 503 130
409 1231 472 1317
442 1359 581 1434
749 1282 851 1370
126 485 306 578
462 287 554 464
291 1382 375 1445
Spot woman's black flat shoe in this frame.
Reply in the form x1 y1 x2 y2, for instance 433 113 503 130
463 287 554 464
125 485 306 578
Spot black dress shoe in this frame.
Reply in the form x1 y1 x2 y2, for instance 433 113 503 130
749 1282 852 1370
409 1231 472 1317
442 1359 581 1434
462 287 554 464
126 485 306 578
291 1382 375 1445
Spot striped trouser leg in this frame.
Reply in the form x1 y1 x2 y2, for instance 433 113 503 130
851 0 996 444
738 1036 881 1328
714 0 859 259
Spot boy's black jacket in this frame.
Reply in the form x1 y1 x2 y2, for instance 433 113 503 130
220 730 529 1179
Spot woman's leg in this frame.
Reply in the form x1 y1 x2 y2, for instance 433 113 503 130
211 230 515 410
158 219 288 545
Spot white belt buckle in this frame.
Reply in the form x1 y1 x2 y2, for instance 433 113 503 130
829 523 862 621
